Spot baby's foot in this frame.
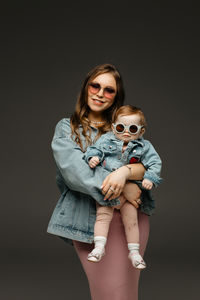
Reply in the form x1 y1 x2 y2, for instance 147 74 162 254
87 247 105 262
128 252 146 269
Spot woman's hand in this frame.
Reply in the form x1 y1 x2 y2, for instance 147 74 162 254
123 182 142 208
101 166 130 200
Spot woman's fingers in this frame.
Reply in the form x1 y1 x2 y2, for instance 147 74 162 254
101 169 127 198
103 188 114 200
111 186 121 197
131 200 139 209
103 184 117 200
103 184 123 200
101 176 109 191
101 179 111 195
126 197 140 208
107 186 123 200
136 199 142 205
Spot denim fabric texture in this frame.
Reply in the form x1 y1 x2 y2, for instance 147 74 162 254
47 118 121 244
84 131 162 186
47 118 160 244
83 131 162 216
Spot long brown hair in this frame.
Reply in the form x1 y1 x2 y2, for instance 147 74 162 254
70 63 125 151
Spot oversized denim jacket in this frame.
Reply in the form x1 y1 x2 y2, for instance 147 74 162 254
84 131 162 187
47 118 158 245
47 118 120 244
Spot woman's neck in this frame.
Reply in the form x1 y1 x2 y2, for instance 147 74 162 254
88 111 105 123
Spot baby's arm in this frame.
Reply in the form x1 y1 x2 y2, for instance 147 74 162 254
83 135 105 165
142 178 153 190
89 156 100 168
141 141 162 187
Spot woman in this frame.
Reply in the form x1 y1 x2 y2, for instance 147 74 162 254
47 64 149 300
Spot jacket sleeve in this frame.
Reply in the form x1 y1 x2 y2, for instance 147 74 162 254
51 118 120 205
83 136 105 163
141 141 162 187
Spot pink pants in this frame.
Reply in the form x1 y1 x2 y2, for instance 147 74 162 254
73 209 149 300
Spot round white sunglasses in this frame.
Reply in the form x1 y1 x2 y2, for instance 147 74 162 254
112 123 144 135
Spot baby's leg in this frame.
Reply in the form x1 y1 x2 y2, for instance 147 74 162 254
120 201 139 243
120 202 146 269
88 203 114 263
123 182 142 208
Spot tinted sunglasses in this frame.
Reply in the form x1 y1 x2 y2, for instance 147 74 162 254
88 82 116 99
113 123 144 135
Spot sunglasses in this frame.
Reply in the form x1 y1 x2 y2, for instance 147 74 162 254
112 123 144 135
88 82 116 99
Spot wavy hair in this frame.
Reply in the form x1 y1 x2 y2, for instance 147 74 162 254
70 63 125 151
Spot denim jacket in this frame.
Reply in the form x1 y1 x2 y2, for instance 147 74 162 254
84 131 162 187
47 118 120 244
47 118 156 245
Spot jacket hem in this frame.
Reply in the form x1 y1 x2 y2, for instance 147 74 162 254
140 207 155 216
47 223 94 244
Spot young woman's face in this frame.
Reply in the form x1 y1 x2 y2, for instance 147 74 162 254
87 73 117 115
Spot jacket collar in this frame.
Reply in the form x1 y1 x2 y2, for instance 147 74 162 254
109 131 144 146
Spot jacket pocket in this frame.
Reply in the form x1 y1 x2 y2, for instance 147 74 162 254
57 190 92 232
102 143 117 152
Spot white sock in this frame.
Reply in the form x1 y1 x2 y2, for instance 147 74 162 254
128 243 140 254
94 236 107 249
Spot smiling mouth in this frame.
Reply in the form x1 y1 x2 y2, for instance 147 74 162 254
92 99 105 104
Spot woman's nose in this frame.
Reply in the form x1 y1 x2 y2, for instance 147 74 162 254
96 88 104 98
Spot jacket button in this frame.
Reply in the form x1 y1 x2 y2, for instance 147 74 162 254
133 150 136 153
109 146 112 149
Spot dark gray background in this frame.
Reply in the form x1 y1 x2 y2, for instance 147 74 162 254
1 1 200 299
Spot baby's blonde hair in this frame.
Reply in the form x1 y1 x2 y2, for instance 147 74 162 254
113 105 147 127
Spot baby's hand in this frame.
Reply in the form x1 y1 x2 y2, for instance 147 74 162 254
142 179 153 190
89 156 100 168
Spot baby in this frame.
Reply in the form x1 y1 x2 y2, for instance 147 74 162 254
84 105 162 269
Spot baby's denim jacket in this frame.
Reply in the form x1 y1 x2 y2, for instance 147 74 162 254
84 131 162 215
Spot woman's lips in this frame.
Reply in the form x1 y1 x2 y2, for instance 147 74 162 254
92 99 105 106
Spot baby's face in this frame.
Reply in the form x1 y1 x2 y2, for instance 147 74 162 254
112 114 144 143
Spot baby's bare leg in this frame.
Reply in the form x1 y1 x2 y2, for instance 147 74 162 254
120 201 139 243
123 182 142 208
120 202 146 269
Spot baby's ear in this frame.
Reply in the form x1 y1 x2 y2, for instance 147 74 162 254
140 127 145 137
111 123 114 132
